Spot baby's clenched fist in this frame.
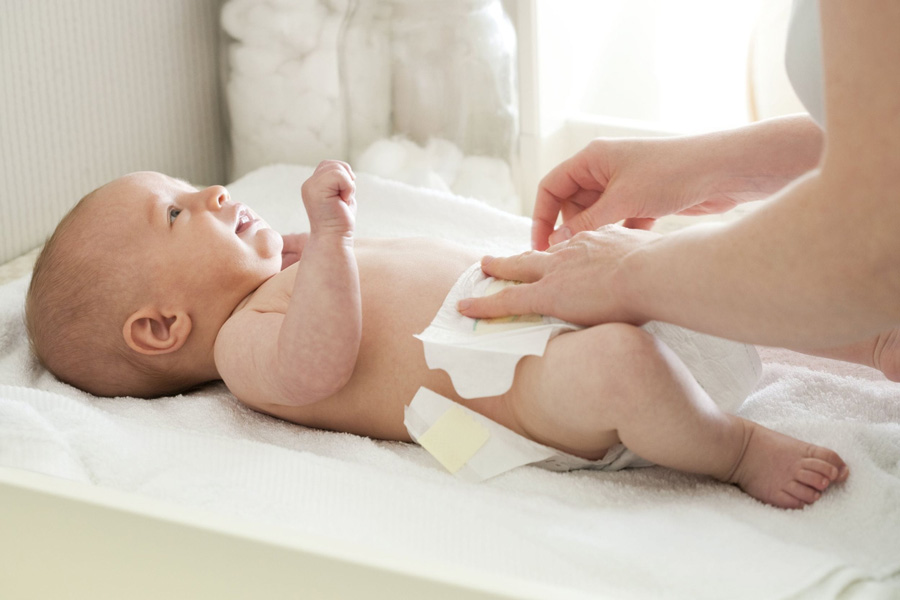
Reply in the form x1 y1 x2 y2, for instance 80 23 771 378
302 160 357 238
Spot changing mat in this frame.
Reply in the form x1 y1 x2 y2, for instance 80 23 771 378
1 165 899 599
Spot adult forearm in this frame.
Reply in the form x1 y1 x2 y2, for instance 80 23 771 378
687 115 825 204
620 170 900 348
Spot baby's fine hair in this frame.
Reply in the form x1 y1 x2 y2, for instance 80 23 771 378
25 188 193 398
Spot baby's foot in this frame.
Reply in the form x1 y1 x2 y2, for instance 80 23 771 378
874 327 900 382
726 422 849 509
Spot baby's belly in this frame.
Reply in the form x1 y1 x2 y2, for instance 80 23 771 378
264 238 483 440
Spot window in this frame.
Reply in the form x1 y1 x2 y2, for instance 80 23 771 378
540 0 764 133
513 0 803 213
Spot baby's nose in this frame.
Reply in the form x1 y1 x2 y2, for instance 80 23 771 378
203 185 229 210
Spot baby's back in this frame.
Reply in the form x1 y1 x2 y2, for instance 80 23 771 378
237 237 482 440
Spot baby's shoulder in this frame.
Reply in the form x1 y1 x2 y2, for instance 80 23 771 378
214 266 295 379
230 265 296 320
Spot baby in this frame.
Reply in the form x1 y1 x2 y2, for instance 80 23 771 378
26 161 849 509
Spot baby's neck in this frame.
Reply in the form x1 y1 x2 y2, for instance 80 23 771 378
179 303 244 389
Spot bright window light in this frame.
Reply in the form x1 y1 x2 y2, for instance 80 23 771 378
539 0 764 133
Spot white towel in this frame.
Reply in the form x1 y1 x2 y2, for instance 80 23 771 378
1 164 898 599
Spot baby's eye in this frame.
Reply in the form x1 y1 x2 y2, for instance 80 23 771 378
168 207 182 224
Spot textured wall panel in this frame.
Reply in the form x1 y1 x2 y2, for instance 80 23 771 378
0 0 226 264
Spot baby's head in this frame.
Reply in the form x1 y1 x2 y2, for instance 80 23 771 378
26 172 282 398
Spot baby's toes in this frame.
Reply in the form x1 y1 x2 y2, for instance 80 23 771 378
807 446 849 480
783 480 822 506
771 490 806 510
796 467 833 492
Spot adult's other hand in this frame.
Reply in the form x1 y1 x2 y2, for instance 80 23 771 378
533 117 824 251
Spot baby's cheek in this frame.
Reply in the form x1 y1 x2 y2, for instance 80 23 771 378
256 228 283 260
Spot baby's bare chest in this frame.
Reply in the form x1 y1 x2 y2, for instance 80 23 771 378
245 238 481 438
247 237 480 324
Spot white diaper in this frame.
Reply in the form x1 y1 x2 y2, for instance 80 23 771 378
408 262 762 481
413 263 578 399
405 387 654 483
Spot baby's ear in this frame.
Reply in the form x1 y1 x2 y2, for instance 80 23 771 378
123 308 192 355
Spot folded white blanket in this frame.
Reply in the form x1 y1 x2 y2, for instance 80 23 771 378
1 165 898 599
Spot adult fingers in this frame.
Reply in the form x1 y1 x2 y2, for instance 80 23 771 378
531 191 563 251
548 194 639 246
457 282 540 319
479 251 550 284
622 217 656 230
558 188 601 223
532 156 589 249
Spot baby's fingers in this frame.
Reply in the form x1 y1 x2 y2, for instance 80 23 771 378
325 163 356 202
314 159 355 178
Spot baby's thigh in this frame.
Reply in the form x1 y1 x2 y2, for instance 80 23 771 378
501 323 660 456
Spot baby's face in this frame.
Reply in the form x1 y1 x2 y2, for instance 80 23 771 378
85 172 282 307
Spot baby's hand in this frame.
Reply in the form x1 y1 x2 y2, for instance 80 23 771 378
280 232 309 270
302 160 357 238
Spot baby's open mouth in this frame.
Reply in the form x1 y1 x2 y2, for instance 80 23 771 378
235 207 255 234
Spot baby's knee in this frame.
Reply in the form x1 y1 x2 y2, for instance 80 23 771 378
585 322 659 366
580 323 671 403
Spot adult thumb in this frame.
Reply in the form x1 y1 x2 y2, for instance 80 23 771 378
548 200 625 245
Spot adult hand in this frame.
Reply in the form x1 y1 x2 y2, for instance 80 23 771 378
458 225 660 326
532 137 741 251
280 232 309 270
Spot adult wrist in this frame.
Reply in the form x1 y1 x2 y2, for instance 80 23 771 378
696 116 824 203
611 242 656 326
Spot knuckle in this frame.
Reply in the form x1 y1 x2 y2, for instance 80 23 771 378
578 211 600 232
515 250 535 265
595 223 618 234
496 286 522 312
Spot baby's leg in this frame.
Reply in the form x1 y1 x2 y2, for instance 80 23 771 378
498 323 848 509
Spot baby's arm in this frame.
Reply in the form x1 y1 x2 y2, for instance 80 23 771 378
217 161 360 407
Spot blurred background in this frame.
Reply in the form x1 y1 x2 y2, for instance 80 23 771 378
1 0 806 267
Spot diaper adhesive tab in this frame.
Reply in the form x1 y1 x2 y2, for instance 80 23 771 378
416 405 490 474
404 387 643 483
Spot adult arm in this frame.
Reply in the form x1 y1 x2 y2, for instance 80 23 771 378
464 2 900 349
533 115 824 250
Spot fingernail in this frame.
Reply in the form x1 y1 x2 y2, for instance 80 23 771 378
481 255 494 266
457 299 471 312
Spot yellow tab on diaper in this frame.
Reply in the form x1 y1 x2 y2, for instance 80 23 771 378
473 278 543 334
417 406 491 473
